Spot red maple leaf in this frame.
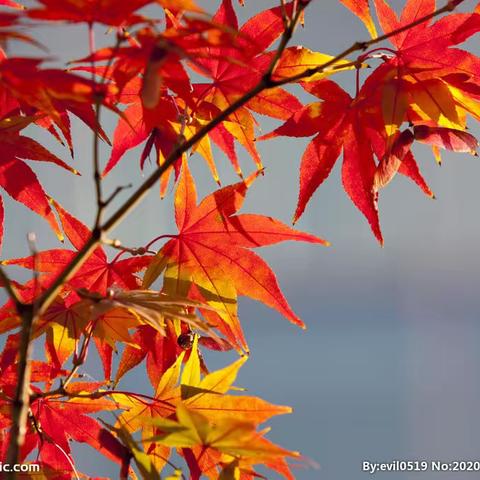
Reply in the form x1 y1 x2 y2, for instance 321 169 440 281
262 2 480 243
0 53 118 151
143 162 327 349
27 0 151 26
20 386 128 478
2 200 151 297
0 111 77 250
189 0 302 171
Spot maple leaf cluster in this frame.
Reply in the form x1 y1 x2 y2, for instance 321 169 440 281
0 0 478 478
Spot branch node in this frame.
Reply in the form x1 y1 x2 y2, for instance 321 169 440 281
104 183 133 207
354 41 369 51
92 227 103 241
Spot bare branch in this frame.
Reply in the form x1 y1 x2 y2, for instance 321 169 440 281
92 100 103 228
27 232 40 311
32 387 175 410
264 1 304 81
87 23 105 229
104 183 133 207
5 303 34 476
269 0 467 87
0 266 22 307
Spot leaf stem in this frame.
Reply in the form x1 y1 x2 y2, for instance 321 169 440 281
144 234 176 251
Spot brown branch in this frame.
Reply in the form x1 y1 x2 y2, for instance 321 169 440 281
89 23 105 229
103 183 133 207
5 303 34 478
63 328 94 390
6 0 467 472
90 29 125 229
269 0 467 87
31 387 176 411
5 233 40 477
93 99 103 228
27 233 40 311
0 266 22 307
264 4 304 81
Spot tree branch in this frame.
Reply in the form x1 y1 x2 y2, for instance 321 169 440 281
103 183 133 207
5 303 34 477
32 387 176 410
269 0 467 87
89 23 105 229
0 266 22 307
5 233 40 476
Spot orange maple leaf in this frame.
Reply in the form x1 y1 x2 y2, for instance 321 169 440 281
143 162 327 349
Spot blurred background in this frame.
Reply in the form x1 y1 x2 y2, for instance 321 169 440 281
4 0 480 478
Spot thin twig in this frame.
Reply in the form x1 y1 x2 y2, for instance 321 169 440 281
32 388 176 411
104 183 133 207
280 0 289 29
264 3 304 81
89 23 105 229
5 302 34 477
27 233 40 311
0 266 22 307
5 235 40 477
66 326 95 388
87 26 125 227
268 0 466 87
